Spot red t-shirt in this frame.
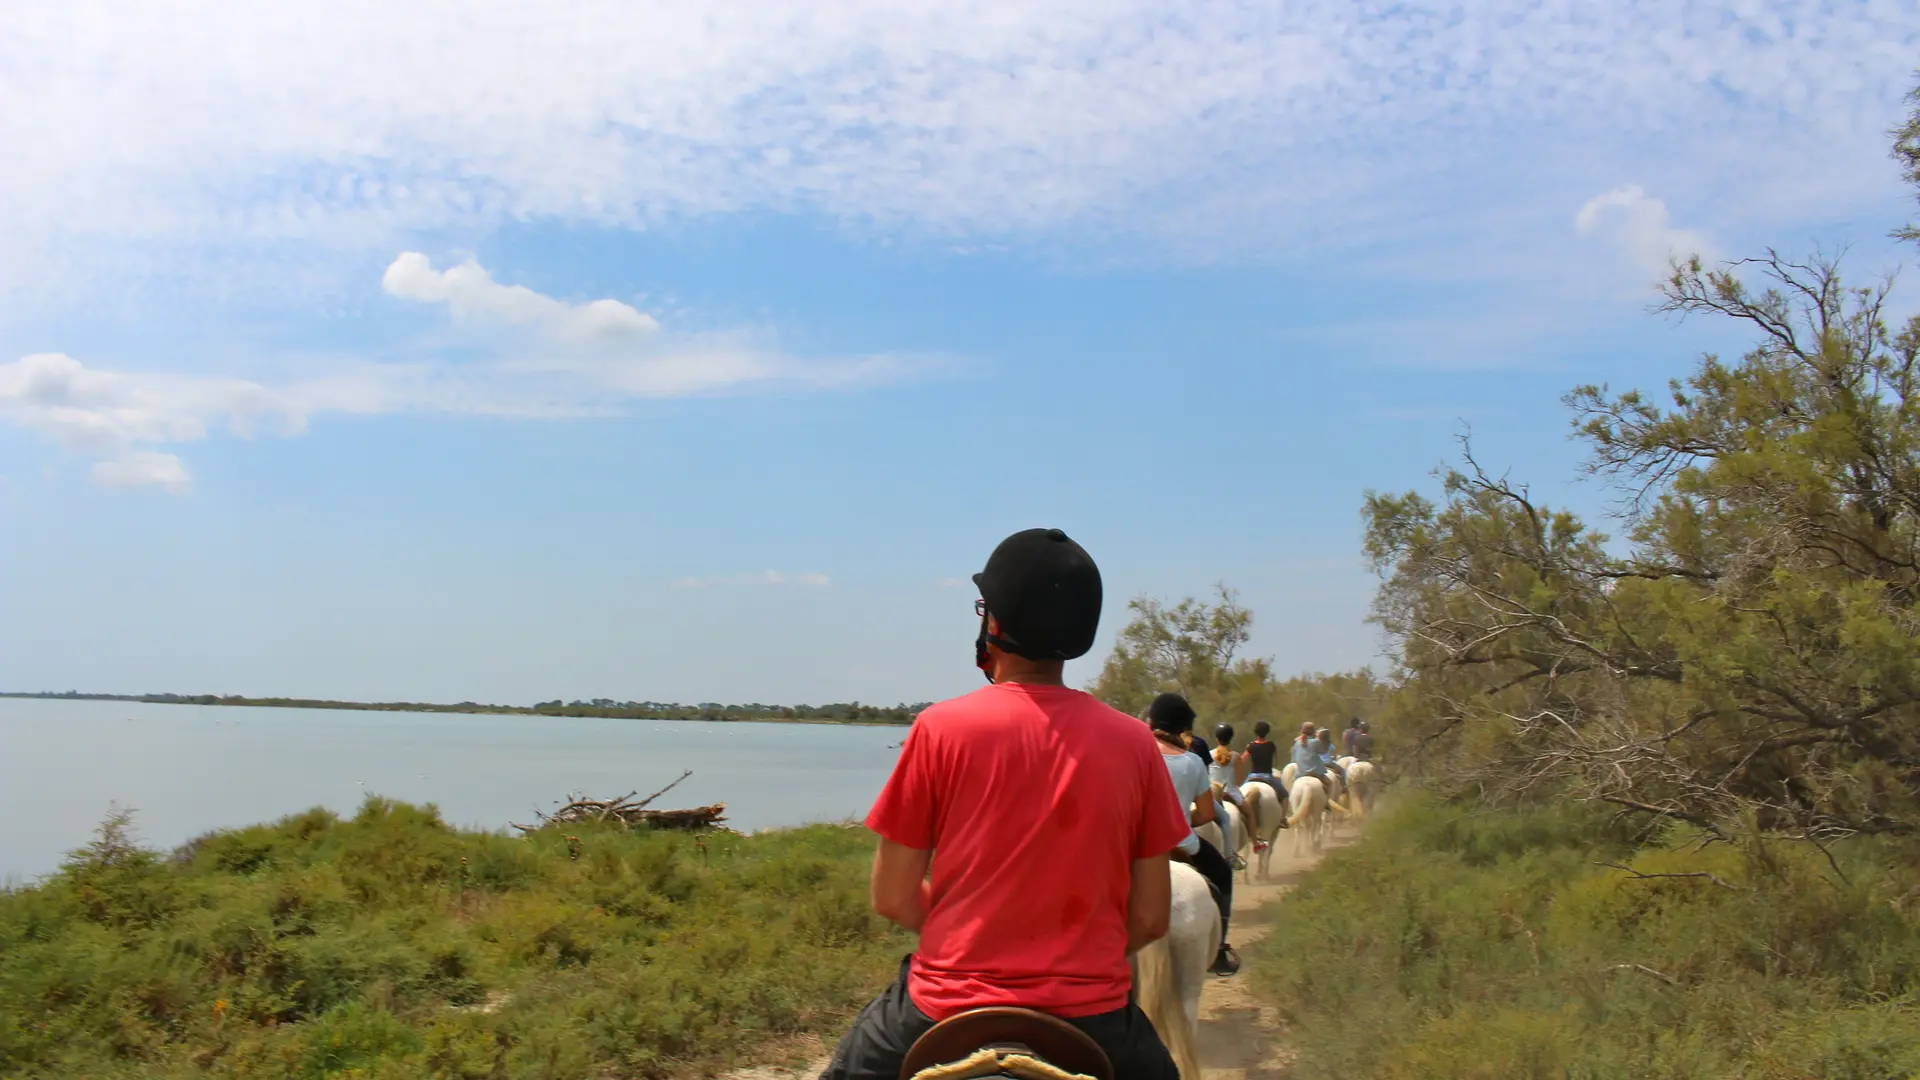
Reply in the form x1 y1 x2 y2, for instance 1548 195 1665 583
864 682 1192 1020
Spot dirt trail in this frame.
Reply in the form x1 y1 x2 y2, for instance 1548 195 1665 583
725 826 1358 1080
1195 828 1355 1080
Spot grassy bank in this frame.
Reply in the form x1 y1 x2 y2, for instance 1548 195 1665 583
0 799 905 1079
1250 798 1920 1080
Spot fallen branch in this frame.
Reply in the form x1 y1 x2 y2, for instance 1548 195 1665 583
1593 861 1740 891
1609 963 1679 986
510 771 726 833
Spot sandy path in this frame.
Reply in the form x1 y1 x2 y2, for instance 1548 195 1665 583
1194 828 1355 1080
724 826 1357 1080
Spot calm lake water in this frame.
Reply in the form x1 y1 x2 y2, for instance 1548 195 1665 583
0 697 904 884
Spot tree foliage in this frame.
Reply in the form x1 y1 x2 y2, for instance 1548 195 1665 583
1364 108 1920 838
1088 586 1390 744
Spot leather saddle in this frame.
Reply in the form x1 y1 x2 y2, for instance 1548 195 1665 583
898 1007 1113 1080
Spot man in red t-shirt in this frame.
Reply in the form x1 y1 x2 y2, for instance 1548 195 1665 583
819 528 1192 1080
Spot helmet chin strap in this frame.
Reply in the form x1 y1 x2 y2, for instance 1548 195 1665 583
975 612 1028 683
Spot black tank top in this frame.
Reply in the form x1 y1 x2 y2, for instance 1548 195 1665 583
1247 739 1278 774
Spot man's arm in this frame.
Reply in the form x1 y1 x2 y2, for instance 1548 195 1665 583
870 837 934 932
1124 853 1172 955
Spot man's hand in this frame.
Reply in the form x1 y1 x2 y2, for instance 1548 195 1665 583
870 837 934 932
1125 853 1172 955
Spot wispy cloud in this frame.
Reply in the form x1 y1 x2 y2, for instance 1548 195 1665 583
1576 185 1717 280
2 1 1912 303
671 571 832 589
0 255 925 492
383 253 659 341
91 451 192 494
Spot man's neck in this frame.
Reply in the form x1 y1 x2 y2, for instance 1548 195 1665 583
990 658 1068 687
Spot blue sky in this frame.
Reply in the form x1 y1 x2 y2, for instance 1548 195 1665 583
3 0 1918 707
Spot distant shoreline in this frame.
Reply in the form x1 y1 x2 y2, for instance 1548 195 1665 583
0 691 921 727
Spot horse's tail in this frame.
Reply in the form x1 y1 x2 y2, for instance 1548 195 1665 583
1348 762 1376 819
1286 779 1321 828
1134 936 1203 1080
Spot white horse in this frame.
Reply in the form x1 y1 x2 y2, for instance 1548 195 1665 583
1196 786 1250 877
1281 761 1344 826
1241 780 1287 880
1131 861 1221 1080
1344 759 1378 818
1288 774 1349 854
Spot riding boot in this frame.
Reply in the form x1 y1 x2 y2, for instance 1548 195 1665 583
1209 944 1241 976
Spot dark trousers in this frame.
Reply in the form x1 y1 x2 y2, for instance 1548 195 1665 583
818 955 1179 1080
1180 836 1233 946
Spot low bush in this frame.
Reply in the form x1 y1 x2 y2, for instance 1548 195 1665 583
0 799 906 1079
1249 797 1920 1080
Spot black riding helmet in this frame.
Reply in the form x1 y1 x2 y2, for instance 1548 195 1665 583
1214 723 1234 746
1145 692 1196 733
972 528 1103 660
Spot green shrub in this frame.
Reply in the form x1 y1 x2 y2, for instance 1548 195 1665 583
1249 796 1920 1080
0 801 906 1079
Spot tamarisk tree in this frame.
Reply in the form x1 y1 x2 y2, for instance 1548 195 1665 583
1366 244 1920 839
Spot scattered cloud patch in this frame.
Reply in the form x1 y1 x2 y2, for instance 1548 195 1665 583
0 352 308 494
0 353 303 453
671 571 831 589
383 252 919 400
0 254 930 491
1576 185 1717 279
91 452 192 493
2 1 1913 302
383 253 658 341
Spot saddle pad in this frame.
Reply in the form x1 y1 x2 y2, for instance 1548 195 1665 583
909 1048 1096 1080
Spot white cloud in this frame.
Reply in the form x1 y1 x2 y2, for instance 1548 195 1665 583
382 253 658 340
91 452 192 493
0 255 923 492
1576 185 1718 279
1 1 1913 302
0 352 304 453
672 571 832 589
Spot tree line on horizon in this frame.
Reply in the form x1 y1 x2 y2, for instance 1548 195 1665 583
4 690 929 726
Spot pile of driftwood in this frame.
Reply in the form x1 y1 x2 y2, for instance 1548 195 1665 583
510 769 727 834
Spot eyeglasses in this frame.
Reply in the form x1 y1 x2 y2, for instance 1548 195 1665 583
974 598 987 616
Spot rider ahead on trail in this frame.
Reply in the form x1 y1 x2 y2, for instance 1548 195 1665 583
1350 720 1375 762
1147 693 1240 976
1292 722 1329 782
1241 721 1285 812
1209 722 1266 855
1315 727 1349 789
819 528 1191 1080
